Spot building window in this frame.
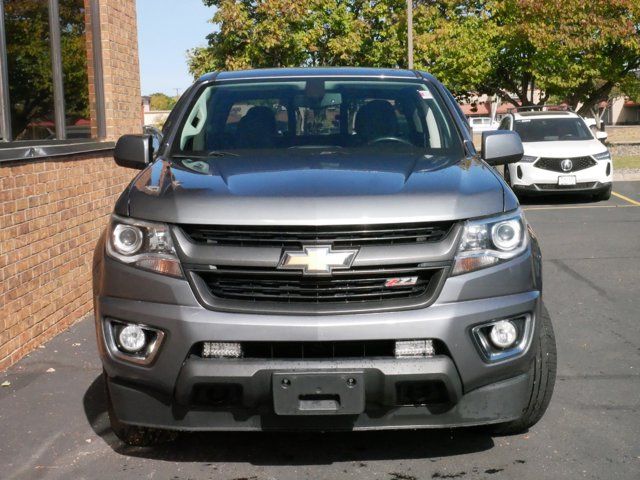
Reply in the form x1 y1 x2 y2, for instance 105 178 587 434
0 0 103 143
5 0 56 140
60 0 91 139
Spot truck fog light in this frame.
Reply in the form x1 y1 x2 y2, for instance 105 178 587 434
489 320 518 349
203 342 243 358
118 324 147 352
395 340 435 358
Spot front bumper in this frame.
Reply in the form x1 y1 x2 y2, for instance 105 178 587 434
512 181 612 195
508 159 612 195
95 243 541 431
106 370 532 431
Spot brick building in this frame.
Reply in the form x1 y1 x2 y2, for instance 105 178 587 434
0 0 142 370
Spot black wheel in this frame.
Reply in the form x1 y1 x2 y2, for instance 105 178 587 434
593 185 612 202
492 303 557 435
105 372 178 446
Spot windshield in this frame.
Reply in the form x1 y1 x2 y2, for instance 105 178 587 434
514 117 594 142
172 78 463 157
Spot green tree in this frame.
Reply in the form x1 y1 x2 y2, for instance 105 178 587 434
187 0 409 75
487 0 640 114
149 92 178 111
5 0 89 138
187 0 640 113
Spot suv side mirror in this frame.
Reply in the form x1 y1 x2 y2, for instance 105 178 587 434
114 134 153 169
595 131 608 142
481 130 524 166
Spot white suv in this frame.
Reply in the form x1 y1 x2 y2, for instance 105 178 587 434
498 110 612 200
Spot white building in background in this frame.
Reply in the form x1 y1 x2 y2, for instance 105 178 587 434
459 93 640 126
601 97 640 125
141 95 171 127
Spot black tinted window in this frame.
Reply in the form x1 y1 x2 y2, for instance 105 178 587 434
174 79 462 156
514 118 593 142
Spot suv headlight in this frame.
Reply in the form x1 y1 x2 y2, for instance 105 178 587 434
520 155 537 163
106 214 183 277
453 210 528 275
592 151 611 161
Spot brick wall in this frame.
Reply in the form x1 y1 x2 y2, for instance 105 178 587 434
95 0 142 140
0 0 141 370
0 155 135 371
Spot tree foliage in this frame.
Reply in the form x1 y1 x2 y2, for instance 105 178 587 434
149 92 178 111
187 0 640 112
188 0 408 72
5 0 89 137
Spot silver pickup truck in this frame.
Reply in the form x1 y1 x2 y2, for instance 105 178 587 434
93 68 556 446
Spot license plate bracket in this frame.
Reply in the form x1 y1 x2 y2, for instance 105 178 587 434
558 175 577 186
272 371 365 416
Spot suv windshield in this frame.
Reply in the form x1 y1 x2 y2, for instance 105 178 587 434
172 78 462 157
514 117 593 142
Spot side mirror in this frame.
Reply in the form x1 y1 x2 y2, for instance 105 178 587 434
114 134 153 169
481 130 524 166
143 125 164 156
595 131 608 142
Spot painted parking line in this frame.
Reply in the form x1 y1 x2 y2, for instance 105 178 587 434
523 204 638 211
612 191 640 207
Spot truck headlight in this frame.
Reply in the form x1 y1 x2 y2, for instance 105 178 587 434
106 214 183 277
452 210 528 275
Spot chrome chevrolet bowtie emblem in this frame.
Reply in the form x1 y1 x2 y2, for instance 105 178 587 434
561 159 573 172
278 245 358 275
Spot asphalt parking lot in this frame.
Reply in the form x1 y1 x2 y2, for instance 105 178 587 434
1 181 639 480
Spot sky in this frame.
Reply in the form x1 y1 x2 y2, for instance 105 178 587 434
136 0 214 96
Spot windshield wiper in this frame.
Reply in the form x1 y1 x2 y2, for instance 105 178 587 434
171 150 240 158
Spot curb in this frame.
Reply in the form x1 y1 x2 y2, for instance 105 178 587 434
614 169 640 181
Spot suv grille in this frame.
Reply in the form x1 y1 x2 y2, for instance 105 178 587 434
534 156 596 172
195 267 438 304
181 222 454 248
536 182 597 190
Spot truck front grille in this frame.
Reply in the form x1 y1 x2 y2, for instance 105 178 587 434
195 267 438 304
534 156 596 172
193 339 446 359
180 222 454 248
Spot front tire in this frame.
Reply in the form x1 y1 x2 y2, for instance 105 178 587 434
105 372 177 446
593 185 612 202
492 303 557 435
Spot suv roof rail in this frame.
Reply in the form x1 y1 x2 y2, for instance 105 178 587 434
507 104 574 113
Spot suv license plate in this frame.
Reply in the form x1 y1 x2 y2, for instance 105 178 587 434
558 175 577 186
272 371 365 416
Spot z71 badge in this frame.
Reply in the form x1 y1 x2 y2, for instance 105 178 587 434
384 276 419 288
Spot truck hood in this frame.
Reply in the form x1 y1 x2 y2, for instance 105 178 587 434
523 139 607 158
126 151 506 225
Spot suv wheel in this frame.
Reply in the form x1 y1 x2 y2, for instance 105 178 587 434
593 185 612 202
105 373 178 446
492 303 557 435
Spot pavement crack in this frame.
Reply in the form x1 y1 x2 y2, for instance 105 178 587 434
549 259 613 301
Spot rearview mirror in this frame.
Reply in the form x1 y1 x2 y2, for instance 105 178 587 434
595 131 608 142
481 131 524 166
114 134 153 169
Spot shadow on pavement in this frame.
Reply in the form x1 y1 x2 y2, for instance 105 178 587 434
83 375 496 465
